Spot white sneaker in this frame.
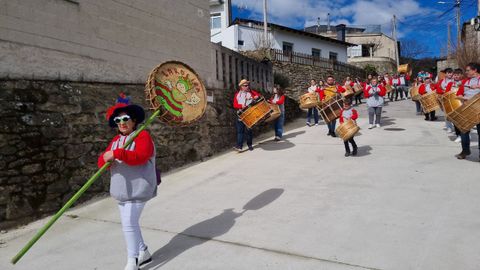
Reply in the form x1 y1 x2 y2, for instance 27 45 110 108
315 123 319 126
139 248 152 266
368 124 374 129
454 136 461 143
124 258 139 270
375 124 381 128
446 128 453 133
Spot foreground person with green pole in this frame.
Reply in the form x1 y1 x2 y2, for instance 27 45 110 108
11 105 161 268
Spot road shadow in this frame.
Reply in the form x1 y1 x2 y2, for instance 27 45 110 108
257 139 295 151
143 188 284 269
354 145 372 157
384 127 406 131
282 130 306 140
380 117 396 127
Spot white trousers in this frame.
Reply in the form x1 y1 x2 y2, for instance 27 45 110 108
118 202 147 258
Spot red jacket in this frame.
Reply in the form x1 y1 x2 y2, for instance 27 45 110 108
97 130 154 168
339 108 358 124
418 83 441 95
233 90 261 109
268 94 285 105
457 77 480 96
363 85 386 98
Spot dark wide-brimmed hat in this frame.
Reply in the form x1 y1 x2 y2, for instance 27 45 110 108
105 103 145 128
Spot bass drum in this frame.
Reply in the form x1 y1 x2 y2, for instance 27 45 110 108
145 61 207 126
237 97 272 129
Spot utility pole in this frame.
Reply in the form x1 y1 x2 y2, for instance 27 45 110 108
447 22 452 56
456 0 461 48
393 15 400 69
263 0 268 48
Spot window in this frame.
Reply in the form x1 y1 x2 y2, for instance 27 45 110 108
210 13 221 29
312 48 321 59
361 45 371 57
282 42 293 53
329 52 338 61
238 40 244 46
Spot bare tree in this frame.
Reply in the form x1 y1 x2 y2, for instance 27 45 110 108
248 30 273 60
454 42 479 69
400 39 430 59
366 37 383 57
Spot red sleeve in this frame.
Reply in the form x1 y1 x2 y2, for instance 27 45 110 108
378 85 387 96
97 135 120 169
350 82 355 87
389 78 393 85
337 85 346 93
434 84 443 94
351 109 358 121
251 90 261 98
339 109 344 124
112 131 154 166
275 95 285 105
406 74 410 81
319 90 325 100
363 86 370 98
456 84 465 96
233 91 243 109
418 84 426 95
445 82 453 93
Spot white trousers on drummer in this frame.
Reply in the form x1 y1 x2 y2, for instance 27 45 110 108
118 202 147 258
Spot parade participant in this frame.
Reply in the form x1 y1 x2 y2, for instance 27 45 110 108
413 77 423 115
233 79 260 151
306 79 321 126
437 68 455 132
418 77 439 121
269 85 286 141
98 102 156 270
447 68 465 142
339 99 359 156
364 77 386 129
344 76 354 88
354 77 364 105
455 63 480 160
383 73 395 102
323 75 346 136
437 68 454 94
367 74 373 84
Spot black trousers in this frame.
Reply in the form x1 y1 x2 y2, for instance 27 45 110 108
424 110 436 120
344 137 358 153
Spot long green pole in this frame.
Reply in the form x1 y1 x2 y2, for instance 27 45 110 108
11 109 161 265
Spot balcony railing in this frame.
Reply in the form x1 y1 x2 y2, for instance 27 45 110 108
270 49 365 77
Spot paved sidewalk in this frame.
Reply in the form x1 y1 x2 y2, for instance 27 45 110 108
1 99 479 270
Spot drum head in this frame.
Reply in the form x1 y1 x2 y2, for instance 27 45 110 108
145 61 207 126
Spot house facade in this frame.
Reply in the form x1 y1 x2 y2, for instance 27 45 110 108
305 25 398 74
210 2 353 63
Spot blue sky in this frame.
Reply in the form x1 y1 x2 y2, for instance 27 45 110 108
231 0 479 58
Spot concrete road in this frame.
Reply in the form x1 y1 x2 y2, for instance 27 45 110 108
1 99 479 270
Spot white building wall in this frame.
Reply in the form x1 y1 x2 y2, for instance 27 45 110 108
271 30 348 62
228 26 348 62
1 0 212 84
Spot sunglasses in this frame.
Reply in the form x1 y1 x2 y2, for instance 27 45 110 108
114 115 131 124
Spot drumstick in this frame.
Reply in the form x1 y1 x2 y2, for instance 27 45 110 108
10 109 162 265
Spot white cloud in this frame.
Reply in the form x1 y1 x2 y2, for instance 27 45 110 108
232 0 433 38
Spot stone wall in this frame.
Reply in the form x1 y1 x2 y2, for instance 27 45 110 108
348 57 397 75
0 79 301 229
272 61 365 101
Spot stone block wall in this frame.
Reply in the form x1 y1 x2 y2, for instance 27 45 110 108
0 79 301 229
272 61 365 101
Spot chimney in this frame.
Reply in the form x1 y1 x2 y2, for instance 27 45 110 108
327 13 331 32
316 17 320 34
336 24 346 41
